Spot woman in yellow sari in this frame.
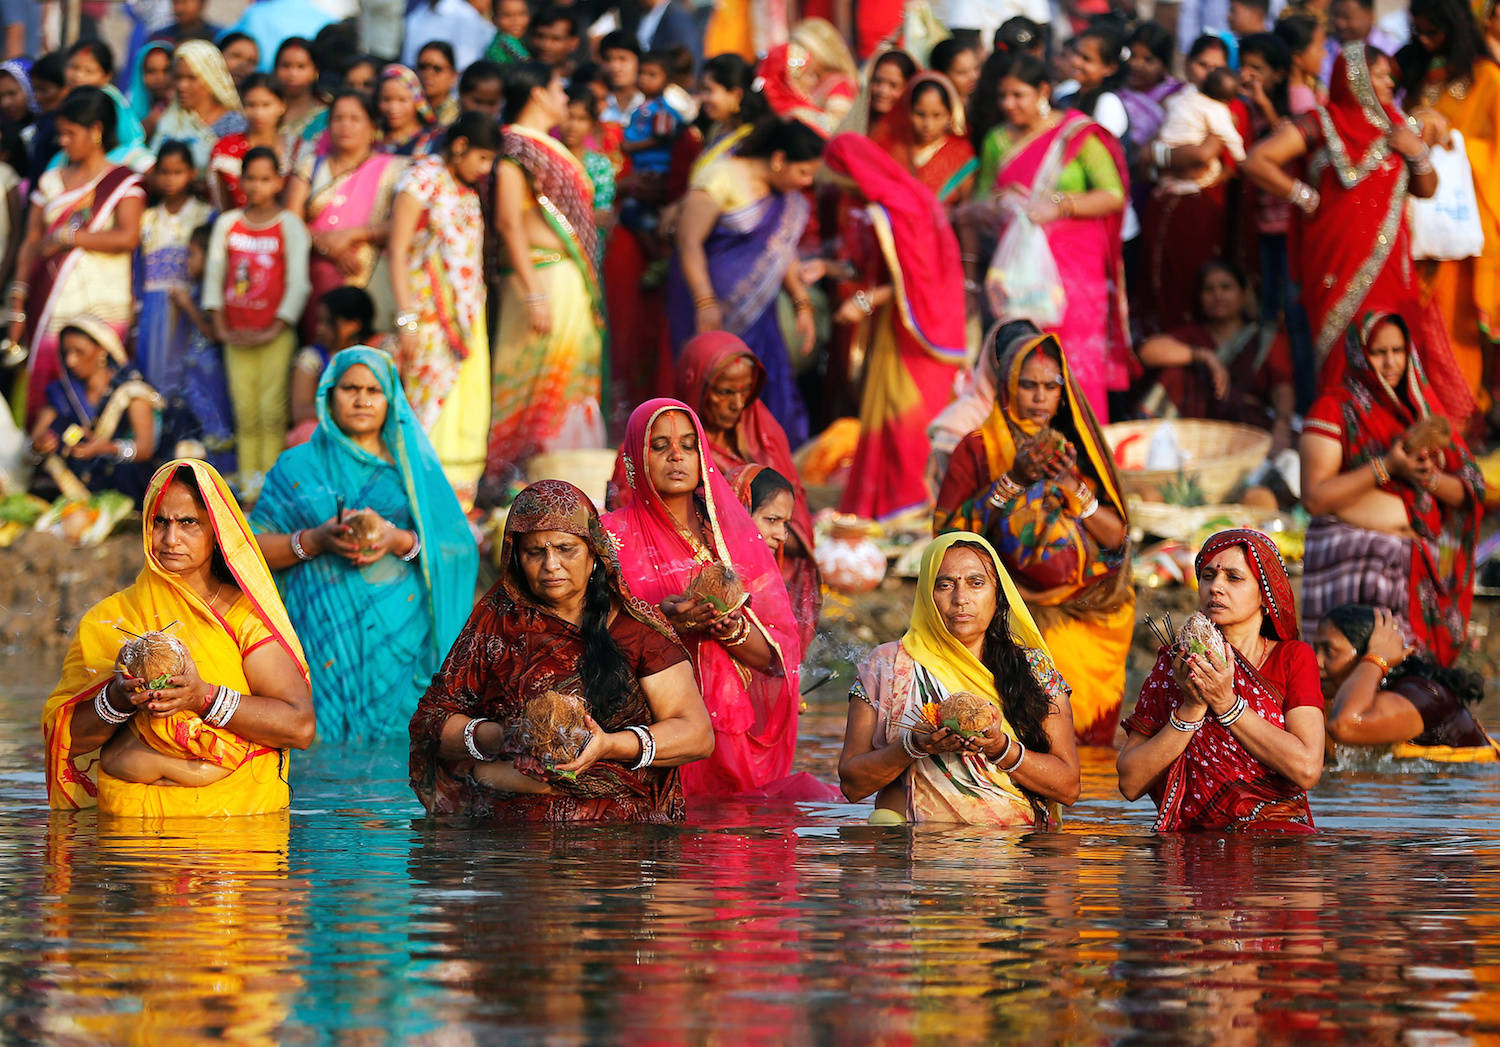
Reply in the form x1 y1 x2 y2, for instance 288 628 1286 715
934 324 1135 745
42 459 313 818
838 532 1080 825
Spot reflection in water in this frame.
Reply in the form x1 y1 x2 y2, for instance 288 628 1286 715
4 679 1500 1043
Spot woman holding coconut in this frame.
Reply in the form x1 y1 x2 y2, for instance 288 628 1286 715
1117 529 1326 832
837 532 1080 826
42 459 314 817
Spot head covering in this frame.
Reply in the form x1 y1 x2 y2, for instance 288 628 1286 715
58 314 128 365
822 133 967 364
379 63 435 126
867 71 975 202
789 18 858 83
756 44 832 132
1194 528 1299 641
1318 43 1404 192
128 41 173 122
729 461 768 508
174 39 243 112
0 59 36 115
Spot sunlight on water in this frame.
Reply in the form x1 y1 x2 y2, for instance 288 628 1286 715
6 659 1500 1045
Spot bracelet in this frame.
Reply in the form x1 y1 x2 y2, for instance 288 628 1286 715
463 717 496 762
792 296 812 314
203 685 242 727
7 280 29 299
1216 693 1249 728
693 292 717 309
1360 652 1392 676
901 728 927 761
725 616 752 647
58 225 76 247
94 685 133 725
394 309 419 333
1370 455 1391 487
6 310 23 325
626 723 656 770
290 529 313 561
1169 708 1206 732
1077 489 1099 519
1152 140 1172 170
988 472 1025 507
1287 179 1320 216
401 529 421 562
1000 737 1026 773
1050 191 1074 217
115 439 135 462
1422 470 1441 493
994 734 1013 765
853 289 873 316
524 293 547 305
1406 147 1434 176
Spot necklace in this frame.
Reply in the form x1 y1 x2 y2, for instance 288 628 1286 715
205 580 224 612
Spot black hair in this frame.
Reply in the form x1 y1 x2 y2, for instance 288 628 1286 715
1068 23 1128 118
1129 22 1175 67
1199 258 1248 291
460 59 506 95
1187 33 1231 62
748 467 794 512
989 319 1043 368
736 117 826 162
1003 52 1051 91
0 129 25 173
565 81 599 118
639 50 670 73
1233 0 1271 12
189 221 214 250
320 284 375 339
930 37 979 80
218 31 256 54
971 50 1013 148
161 469 238 586
1400 0 1490 92
532 7 581 37
571 61 609 91
240 71 283 100
577 561 636 721
33 52 65 89
1201 65 1240 102
154 138 195 170
872 49 919 82
995 15 1046 56
67 40 115 78
1322 604 1486 706
417 40 457 70
242 144 281 175
274 36 318 70
909 78 953 113
444 109 503 152
702 53 770 127
1274 14 1322 58
58 86 118 152
501 62 554 121
342 55 380 83
1338 0 1376 10
598 29 641 58
1239 32 1293 114
329 88 379 125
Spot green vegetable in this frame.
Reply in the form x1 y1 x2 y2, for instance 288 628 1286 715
0 493 48 525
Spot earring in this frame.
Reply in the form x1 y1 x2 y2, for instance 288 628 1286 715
93 131 102 146
771 160 785 173
1039 99 1051 118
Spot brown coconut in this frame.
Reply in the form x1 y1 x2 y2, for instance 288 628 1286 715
936 690 997 739
515 690 593 764
343 509 385 550
1031 426 1070 458
686 561 748 615
1176 612 1224 660
117 631 191 689
1403 416 1452 455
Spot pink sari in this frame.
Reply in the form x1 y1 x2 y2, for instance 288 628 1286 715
602 399 817 799
992 112 1131 419
303 153 401 336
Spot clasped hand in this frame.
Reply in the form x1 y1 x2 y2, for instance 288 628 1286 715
1172 638 1236 717
110 651 212 718
1011 435 1077 487
306 510 402 566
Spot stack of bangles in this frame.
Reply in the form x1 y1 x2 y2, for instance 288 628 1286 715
1286 179 1320 215
202 685 243 727
1360 651 1391 676
994 734 1026 772
718 614 751 647
625 724 656 769
1406 146 1434 176
1216 694 1248 728
1169 707 1206 732
1049 191 1076 217
693 292 717 311
792 295 812 315
988 473 1025 507
94 686 132 725
1370 455 1391 487
902 727 926 760
6 281 27 327
1076 486 1099 519
524 292 547 307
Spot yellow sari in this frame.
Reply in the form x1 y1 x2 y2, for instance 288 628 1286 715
42 460 309 817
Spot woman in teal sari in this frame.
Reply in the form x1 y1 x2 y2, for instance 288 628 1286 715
251 347 478 741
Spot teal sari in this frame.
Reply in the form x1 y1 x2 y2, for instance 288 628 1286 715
251 348 478 741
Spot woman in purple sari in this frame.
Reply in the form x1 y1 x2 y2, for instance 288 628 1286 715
668 119 824 447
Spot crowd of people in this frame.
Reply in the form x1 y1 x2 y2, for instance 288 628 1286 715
14 0 1500 829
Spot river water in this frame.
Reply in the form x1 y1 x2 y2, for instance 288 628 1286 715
5 671 1500 1045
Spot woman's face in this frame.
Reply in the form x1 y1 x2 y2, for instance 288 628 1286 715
378 77 419 133
344 61 378 98
698 74 742 124
329 96 376 154
329 363 387 439
1126 43 1165 90
868 58 907 116
1187 44 1228 87
242 84 285 132
1015 351 1064 426
768 154 821 193
0 73 28 123
932 545 998 650
1197 545 1263 630
1296 25 1328 75
60 329 107 380
1199 267 1246 323
1239 51 1283 94
540 74 569 124
451 140 497 185
944 48 981 101
1412 14 1447 55
1369 53 1397 105
174 58 206 112
1365 320 1409 387
1070 37 1116 91
646 410 702 497
417 47 456 102
56 116 103 163
909 86 953 146
701 355 757 433
516 529 594 608
1000 75 1048 128
223 38 260 85
752 489 794 554
151 482 216 577
1312 619 1359 699
143 48 174 100
274 45 317 95
65 50 109 88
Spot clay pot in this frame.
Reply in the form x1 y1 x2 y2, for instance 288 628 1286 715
816 517 887 594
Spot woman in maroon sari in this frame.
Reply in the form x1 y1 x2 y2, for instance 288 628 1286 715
408 480 713 824
1117 529 1326 833
674 331 821 651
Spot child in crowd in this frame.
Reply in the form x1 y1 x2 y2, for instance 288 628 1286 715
459 60 506 120
1228 0 1271 36
287 285 374 445
598 32 643 126
485 0 532 64
618 51 685 240
559 83 617 262
203 147 310 494
30 52 65 114
210 73 291 212
137 140 213 396
1154 67 1246 194
171 224 237 475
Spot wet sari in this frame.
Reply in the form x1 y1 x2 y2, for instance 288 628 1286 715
934 332 1135 745
252 348 479 741
1302 312 1483 666
824 133 966 521
1124 529 1322 833
602 400 808 798
43 460 309 817
409 480 690 823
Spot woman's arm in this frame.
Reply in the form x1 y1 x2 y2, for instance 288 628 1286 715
1327 663 1425 744
288 364 320 426
556 660 714 773
973 688 1081 804
387 190 420 315
123 397 156 459
74 195 144 254
1117 658 1206 800
0 183 23 289
7 199 45 343
1242 122 1311 199
837 691 968 801
283 173 310 217
138 639 316 750
1300 431 1427 515
674 188 724 332
1186 642 1324 789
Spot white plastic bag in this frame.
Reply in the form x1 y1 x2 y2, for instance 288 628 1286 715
1409 132 1484 261
985 203 1066 327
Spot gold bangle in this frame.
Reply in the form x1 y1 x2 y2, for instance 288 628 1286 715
1360 652 1391 675
793 297 812 313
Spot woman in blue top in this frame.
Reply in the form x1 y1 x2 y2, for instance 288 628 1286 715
251 347 479 741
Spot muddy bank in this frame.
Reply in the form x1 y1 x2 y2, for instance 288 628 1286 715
1 533 144 653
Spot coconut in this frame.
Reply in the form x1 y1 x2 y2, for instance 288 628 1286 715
343 510 385 550
685 561 749 615
1403 416 1452 455
513 690 593 764
1032 426 1070 457
1176 612 1224 661
933 690 997 739
117 631 191 689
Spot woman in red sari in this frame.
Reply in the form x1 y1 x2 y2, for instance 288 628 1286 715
825 133 966 522
603 399 826 799
871 72 978 206
1118 529 1326 833
674 331 821 651
408 480 713 824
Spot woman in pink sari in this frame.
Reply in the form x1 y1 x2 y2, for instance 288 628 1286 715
966 55 1131 421
603 398 830 800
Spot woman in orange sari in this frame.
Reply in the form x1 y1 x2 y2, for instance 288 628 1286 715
871 72 978 206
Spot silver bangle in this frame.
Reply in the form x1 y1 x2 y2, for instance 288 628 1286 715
1170 708 1206 732
853 289 873 316
95 685 132 725
401 530 421 562
1216 694 1249 728
626 724 656 770
1287 179 1320 215
394 309 420 333
290 529 313 561
203 685 242 727
463 717 495 761
115 439 136 462
1406 146 1434 175
1077 489 1099 519
1000 737 1026 772
902 728 926 761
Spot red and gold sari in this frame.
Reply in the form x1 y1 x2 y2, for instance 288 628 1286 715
870 72 978 204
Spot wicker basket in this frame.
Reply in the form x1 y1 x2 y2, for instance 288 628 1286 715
1126 498 1293 544
525 450 619 509
1103 420 1273 505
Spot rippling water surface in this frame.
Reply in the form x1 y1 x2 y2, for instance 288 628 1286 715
6 663 1500 1045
